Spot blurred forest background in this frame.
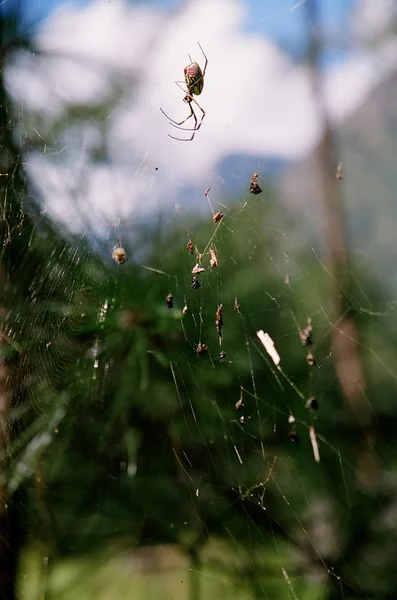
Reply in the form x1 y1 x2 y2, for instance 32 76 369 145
2 1 397 599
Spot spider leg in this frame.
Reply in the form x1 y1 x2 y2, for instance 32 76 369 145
168 125 197 142
169 97 205 132
192 96 205 128
161 98 196 128
160 104 195 128
168 100 198 133
197 42 208 78
159 82 196 127
168 128 196 142
167 95 198 141
164 82 202 131
175 81 188 94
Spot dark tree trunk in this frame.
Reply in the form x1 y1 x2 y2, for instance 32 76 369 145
0 17 29 599
0 490 24 600
306 1 377 488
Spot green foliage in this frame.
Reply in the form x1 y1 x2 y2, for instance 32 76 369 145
3 180 396 599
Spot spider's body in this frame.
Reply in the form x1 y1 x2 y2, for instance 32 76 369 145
161 43 208 141
184 61 204 96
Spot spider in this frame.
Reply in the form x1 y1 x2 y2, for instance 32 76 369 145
160 43 208 142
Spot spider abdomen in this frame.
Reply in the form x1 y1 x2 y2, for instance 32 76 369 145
184 62 204 95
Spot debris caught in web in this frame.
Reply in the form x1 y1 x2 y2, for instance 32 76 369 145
288 416 298 441
165 293 173 308
256 330 280 366
336 161 344 180
306 350 316 366
309 425 320 462
215 304 223 339
234 297 241 314
235 388 244 411
249 172 262 195
112 240 127 264
299 317 313 346
191 277 200 290
209 248 219 268
192 264 205 275
186 240 194 255
196 343 208 355
213 211 224 223
305 396 318 410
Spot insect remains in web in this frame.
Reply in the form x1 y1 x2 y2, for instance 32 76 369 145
186 239 194 255
235 388 244 411
305 396 318 411
299 317 313 346
336 161 344 180
288 414 298 442
309 426 320 462
249 173 262 195
213 211 224 223
306 350 317 366
191 276 200 290
256 330 280 366
112 239 127 264
209 248 218 268
192 264 205 275
215 304 223 341
160 42 208 142
297 317 317 366
196 343 208 355
165 293 173 308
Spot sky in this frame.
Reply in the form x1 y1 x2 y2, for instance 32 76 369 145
2 0 396 235
2 0 356 57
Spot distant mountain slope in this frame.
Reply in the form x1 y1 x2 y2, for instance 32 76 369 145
279 70 397 293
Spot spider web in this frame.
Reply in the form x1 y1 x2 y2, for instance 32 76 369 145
2 1 397 599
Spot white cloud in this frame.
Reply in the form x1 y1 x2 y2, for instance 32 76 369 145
352 0 396 41
5 0 397 233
